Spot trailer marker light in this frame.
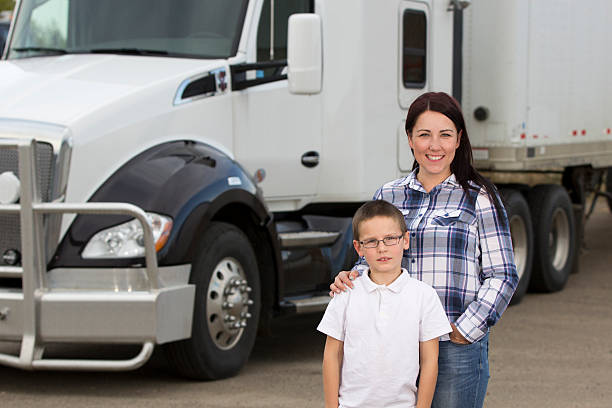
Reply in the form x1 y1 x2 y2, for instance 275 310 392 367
607 128 611 135
520 133 526 139
581 129 586 136
572 130 577 136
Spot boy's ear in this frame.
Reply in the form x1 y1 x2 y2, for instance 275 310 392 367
353 240 364 257
402 232 410 250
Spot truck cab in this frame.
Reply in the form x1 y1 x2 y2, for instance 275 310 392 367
0 0 458 379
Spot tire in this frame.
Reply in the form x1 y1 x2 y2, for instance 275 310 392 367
606 168 612 212
500 188 534 305
163 222 261 380
499 183 531 197
527 185 576 292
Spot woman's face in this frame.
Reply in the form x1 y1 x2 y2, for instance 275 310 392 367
408 110 461 184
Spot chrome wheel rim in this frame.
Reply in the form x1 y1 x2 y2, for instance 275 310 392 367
549 208 570 271
509 214 528 280
206 257 253 350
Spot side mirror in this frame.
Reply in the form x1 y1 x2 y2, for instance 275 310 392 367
287 14 322 95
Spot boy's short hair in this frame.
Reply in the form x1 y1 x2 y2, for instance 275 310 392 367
352 200 408 240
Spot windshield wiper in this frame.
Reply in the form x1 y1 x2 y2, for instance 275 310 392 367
89 48 169 56
11 47 69 55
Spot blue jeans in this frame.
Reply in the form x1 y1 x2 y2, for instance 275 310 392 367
431 333 490 408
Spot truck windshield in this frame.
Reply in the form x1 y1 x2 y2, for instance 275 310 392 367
7 0 248 60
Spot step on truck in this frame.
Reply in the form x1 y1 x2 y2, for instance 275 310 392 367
1 0 611 379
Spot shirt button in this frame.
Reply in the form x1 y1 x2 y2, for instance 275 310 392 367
411 232 416 237
411 259 416 264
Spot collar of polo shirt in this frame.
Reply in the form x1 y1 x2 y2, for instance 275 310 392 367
362 268 409 293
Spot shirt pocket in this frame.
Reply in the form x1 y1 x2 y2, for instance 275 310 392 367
431 209 476 227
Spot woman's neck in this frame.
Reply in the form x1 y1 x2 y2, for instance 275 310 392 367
416 170 451 192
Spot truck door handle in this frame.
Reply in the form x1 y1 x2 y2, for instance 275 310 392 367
301 151 320 168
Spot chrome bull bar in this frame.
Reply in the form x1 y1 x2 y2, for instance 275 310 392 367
0 138 193 371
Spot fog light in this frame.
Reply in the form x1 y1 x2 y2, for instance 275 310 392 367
2 249 21 266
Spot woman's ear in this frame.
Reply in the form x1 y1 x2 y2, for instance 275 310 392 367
407 132 414 149
456 129 462 149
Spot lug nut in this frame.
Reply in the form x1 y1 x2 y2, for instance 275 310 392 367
224 315 236 322
232 322 241 329
240 321 247 328
246 299 254 306
222 302 234 309
241 312 252 319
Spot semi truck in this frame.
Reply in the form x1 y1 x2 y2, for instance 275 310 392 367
0 0 610 379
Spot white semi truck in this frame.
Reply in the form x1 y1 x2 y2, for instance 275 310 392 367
0 0 610 379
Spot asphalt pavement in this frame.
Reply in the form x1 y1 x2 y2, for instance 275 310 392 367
1 203 611 407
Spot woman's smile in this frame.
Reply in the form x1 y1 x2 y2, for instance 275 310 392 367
425 154 444 161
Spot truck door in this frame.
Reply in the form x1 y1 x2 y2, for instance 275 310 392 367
398 1 431 172
233 0 321 211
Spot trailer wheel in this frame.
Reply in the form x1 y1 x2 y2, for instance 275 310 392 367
606 168 612 212
500 188 533 305
164 222 260 380
528 185 576 292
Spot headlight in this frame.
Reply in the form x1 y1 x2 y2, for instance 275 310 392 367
82 213 172 259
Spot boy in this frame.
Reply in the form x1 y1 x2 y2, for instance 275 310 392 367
317 200 451 408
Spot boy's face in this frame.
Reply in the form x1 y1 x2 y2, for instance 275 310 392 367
353 216 409 275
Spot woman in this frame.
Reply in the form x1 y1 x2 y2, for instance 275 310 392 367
330 92 518 408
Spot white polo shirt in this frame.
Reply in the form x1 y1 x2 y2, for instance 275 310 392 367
317 269 451 408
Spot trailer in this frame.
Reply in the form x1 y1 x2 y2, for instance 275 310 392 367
462 0 612 301
0 0 610 379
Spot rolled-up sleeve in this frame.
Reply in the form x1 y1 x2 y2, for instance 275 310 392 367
455 190 519 342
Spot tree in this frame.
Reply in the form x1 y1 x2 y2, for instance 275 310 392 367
0 0 15 13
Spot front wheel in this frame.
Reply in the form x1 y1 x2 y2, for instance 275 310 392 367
164 222 261 380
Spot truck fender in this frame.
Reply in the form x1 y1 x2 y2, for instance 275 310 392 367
49 140 281 287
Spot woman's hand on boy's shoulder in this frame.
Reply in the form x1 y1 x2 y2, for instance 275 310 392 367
329 270 360 297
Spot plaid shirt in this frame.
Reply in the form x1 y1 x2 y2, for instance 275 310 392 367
355 171 518 342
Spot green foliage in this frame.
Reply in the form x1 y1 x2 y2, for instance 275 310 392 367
0 0 15 13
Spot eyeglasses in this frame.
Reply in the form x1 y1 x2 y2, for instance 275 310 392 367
359 234 404 249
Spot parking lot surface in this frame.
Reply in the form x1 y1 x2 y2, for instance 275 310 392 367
1 204 611 407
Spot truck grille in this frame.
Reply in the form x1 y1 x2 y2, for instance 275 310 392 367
0 142 55 266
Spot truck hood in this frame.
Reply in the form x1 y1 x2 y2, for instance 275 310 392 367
0 54 224 125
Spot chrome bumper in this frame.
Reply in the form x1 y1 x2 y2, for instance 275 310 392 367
0 138 194 371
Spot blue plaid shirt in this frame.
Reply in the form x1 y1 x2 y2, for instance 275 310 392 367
355 171 518 342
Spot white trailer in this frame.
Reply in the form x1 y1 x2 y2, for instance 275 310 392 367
0 0 609 379
463 0 612 301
